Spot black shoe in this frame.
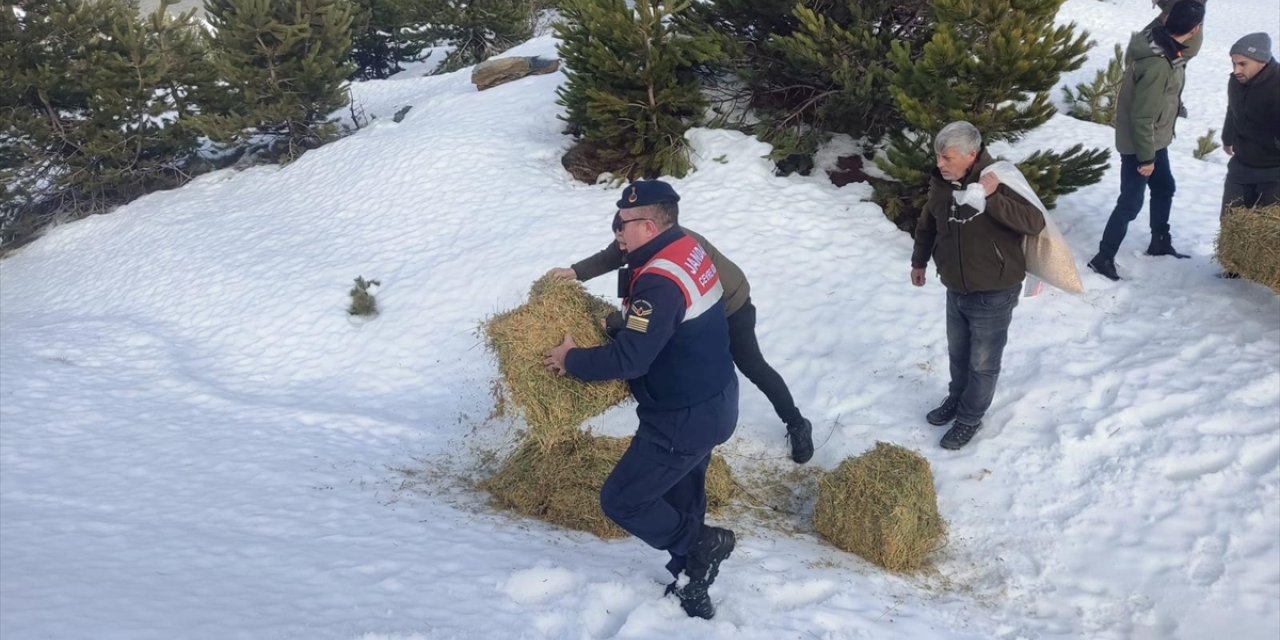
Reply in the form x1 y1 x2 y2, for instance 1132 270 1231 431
926 396 960 426
1146 233 1190 259
786 418 814 464
687 525 735 587
940 420 982 450
669 579 715 619
1087 254 1121 281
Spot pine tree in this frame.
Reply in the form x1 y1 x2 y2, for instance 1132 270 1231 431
1062 43 1124 125
1 0 216 245
430 0 536 73
680 1 933 171
555 0 723 180
1017 144 1110 209
348 0 432 80
876 0 1107 227
765 1 932 163
200 0 355 161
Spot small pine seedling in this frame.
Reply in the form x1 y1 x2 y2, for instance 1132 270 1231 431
1194 129 1221 160
348 276 381 317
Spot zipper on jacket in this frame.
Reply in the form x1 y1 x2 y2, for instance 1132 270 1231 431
993 241 1006 279
950 197 969 293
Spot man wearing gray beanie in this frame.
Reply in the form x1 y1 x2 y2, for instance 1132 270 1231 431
1221 33 1279 228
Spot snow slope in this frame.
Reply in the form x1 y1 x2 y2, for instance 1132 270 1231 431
2 2 1277 638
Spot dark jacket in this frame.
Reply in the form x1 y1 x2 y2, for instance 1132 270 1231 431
1223 59 1280 170
571 228 751 316
566 227 735 418
911 150 1046 294
1115 24 1189 163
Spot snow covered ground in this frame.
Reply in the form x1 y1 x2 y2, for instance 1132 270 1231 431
2 1 1277 638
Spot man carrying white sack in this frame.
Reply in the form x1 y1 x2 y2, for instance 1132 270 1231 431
910 121 1047 450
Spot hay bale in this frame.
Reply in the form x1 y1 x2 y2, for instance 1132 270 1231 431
485 276 631 447
814 442 946 572
1218 204 1280 294
483 435 737 539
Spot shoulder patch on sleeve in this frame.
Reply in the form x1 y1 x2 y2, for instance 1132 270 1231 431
625 315 650 333
625 298 653 332
630 299 653 317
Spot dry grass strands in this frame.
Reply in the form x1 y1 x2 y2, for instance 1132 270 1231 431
814 442 947 572
1218 204 1280 294
483 435 737 539
485 276 630 448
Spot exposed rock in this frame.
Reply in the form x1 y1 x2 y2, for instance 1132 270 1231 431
471 56 561 91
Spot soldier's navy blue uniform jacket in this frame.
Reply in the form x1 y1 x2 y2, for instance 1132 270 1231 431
565 226 736 451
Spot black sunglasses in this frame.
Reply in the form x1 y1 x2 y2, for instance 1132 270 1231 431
612 217 653 233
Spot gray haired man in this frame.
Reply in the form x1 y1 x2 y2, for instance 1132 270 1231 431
910 122 1046 450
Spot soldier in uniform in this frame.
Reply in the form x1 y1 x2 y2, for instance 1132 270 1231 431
547 196 814 464
543 180 739 619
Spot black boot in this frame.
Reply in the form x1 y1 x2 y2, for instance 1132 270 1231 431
668 580 715 619
668 526 735 620
1087 254 1122 281
786 418 814 464
687 525 735 586
926 395 960 426
940 420 983 450
1146 233 1190 259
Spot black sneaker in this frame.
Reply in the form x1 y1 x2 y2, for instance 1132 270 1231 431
668 579 715 619
940 420 983 450
786 418 814 464
1087 255 1121 281
687 525 735 586
926 396 960 426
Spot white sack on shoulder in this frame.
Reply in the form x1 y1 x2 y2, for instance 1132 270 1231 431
980 160 1085 295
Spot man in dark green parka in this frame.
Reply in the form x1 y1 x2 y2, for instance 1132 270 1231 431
1088 0 1206 281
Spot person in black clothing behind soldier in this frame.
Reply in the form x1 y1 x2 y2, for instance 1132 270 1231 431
548 193 815 464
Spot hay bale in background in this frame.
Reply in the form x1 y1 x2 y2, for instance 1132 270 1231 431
814 442 946 572
485 276 630 447
1218 204 1280 294
483 435 737 539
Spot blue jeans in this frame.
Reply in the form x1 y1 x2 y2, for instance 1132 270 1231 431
1099 149 1176 259
946 286 1019 426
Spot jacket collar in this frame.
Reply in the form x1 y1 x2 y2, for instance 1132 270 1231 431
1151 25 1189 64
1245 59 1278 86
626 225 685 268
932 147 996 187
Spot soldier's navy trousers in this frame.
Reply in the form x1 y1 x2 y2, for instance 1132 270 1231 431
600 378 738 578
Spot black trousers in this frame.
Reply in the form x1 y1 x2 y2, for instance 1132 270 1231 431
727 299 802 426
1221 158 1280 219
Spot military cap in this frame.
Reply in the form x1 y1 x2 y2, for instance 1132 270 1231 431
616 180 680 209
